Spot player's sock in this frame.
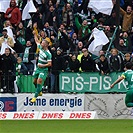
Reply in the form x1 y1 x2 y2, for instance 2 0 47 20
34 84 42 98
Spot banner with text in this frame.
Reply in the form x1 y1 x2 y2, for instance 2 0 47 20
0 111 98 120
59 72 127 93
84 94 133 119
0 94 84 112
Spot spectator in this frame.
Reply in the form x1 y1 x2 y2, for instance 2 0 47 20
22 40 37 75
62 3 74 29
0 13 5 36
0 48 16 93
81 48 96 72
45 5 57 26
38 30 52 47
16 57 28 76
12 34 24 55
0 29 14 48
106 11 117 33
3 20 16 35
50 47 65 93
16 22 26 46
68 32 79 52
43 22 57 44
120 5 133 32
97 54 110 75
39 0 49 25
56 24 70 52
116 38 129 54
122 53 133 70
66 53 81 72
75 15 91 42
108 48 124 72
4 0 21 28
120 31 132 52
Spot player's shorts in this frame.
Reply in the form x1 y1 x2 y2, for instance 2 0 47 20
33 68 48 81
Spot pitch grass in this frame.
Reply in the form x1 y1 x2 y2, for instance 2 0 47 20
0 119 133 133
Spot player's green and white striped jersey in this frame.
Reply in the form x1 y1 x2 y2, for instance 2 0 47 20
37 44 52 70
122 70 133 89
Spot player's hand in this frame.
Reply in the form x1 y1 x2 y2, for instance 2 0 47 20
38 64 44 68
110 84 114 88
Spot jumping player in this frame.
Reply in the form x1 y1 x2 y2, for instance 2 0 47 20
30 34 52 103
110 62 133 107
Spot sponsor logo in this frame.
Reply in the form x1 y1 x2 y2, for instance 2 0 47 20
0 112 96 120
113 97 132 118
87 97 109 118
24 97 82 108
0 97 17 112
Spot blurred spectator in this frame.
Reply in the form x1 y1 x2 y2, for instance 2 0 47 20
119 31 132 52
0 48 16 93
120 5 133 32
116 38 129 54
0 13 5 36
108 48 124 72
3 20 15 35
56 24 70 52
4 0 21 28
43 22 57 44
122 53 133 70
21 40 37 75
39 0 49 25
50 47 65 93
62 3 74 29
96 54 110 75
75 15 91 42
45 5 57 26
40 30 52 45
16 22 26 46
105 11 117 33
66 53 81 72
0 29 14 48
13 34 24 55
81 48 96 72
16 57 28 76
68 32 79 52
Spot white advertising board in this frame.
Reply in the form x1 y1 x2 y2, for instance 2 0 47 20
0 94 84 112
84 94 133 119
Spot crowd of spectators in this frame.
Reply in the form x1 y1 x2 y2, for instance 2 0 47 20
0 0 133 93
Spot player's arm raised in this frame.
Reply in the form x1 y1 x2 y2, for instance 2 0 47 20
33 31 40 45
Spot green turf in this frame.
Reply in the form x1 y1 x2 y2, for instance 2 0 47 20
0 120 133 133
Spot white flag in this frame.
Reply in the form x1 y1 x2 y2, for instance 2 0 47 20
22 0 37 20
88 28 109 56
0 0 10 13
88 0 113 15
0 42 15 55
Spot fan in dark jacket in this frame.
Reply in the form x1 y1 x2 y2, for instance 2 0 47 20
0 48 16 93
97 54 110 75
50 47 65 93
81 48 96 72
65 53 80 72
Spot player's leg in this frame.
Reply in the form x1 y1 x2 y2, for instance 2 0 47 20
30 69 40 103
33 78 37 88
125 90 133 107
30 71 48 103
30 78 43 103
